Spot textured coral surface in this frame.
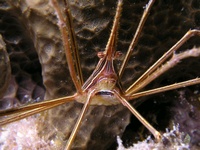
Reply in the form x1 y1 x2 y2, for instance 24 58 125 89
0 0 200 149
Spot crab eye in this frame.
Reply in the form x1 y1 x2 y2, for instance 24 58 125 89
114 51 123 59
97 51 105 58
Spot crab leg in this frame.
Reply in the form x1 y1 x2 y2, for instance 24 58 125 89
115 91 161 141
126 78 200 100
64 90 95 150
63 0 84 85
119 0 156 77
0 95 76 125
51 0 83 93
126 30 200 95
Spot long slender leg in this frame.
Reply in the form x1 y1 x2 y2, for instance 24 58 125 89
119 0 156 78
126 78 200 100
0 105 55 126
64 90 95 150
63 0 83 85
114 91 161 141
0 95 76 126
0 94 77 117
51 0 83 93
126 30 200 95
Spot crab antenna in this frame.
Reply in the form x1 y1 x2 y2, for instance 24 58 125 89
105 0 123 60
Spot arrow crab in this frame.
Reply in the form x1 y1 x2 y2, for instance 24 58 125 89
0 0 200 149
